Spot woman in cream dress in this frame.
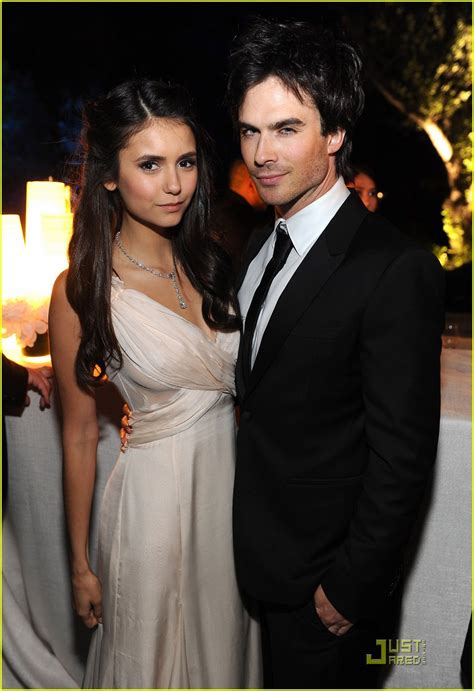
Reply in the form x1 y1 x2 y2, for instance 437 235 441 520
49 79 261 689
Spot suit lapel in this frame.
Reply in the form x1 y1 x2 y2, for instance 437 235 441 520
243 192 368 399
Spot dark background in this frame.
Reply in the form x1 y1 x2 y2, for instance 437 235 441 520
1 2 460 258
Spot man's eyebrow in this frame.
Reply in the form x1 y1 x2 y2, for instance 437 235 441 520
238 121 259 131
270 118 305 130
238 118 305 131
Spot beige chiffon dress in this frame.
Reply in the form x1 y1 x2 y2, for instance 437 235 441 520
83 276 262 689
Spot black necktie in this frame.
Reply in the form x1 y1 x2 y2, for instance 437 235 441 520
241 221 293 385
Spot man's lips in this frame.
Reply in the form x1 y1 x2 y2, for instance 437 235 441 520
254 173 287 185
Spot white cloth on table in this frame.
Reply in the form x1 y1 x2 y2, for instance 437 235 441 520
384 345 471 689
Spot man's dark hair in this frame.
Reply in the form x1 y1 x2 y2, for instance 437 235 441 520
227 17 365 177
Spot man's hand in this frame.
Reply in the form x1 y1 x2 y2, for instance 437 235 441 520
314 584 353 636
120 402 133 451
26 366 53 410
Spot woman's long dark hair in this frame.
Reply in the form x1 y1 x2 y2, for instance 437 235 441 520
67 79 239 389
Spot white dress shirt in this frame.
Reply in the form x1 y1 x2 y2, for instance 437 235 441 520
239 177 350 368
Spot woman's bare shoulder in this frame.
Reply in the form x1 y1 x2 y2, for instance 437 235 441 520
51 269 68 299
49 269 77 329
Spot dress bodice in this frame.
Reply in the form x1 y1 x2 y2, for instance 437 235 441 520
110 276 239 445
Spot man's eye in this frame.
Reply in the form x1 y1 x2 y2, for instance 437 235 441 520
279 127 296 135
241 128 256 137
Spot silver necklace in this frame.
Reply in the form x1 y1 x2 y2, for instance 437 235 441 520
114 231 187 309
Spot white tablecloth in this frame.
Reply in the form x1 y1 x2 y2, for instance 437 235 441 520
384 346 471 689
3 347 471 689
3 384 123 689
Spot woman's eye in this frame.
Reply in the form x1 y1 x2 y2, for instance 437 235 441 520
140 160 159 172
179 158 197 169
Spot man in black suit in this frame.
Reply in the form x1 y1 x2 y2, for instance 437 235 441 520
227 17 445 688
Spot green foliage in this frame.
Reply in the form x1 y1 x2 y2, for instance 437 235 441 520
346 4 471 120
343 2 472 266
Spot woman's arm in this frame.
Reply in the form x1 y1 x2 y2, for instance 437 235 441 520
49 271 103 629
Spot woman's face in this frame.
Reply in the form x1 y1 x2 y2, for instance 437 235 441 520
105 118 198 230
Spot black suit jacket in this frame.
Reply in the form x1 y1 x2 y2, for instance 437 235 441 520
233 192 445 623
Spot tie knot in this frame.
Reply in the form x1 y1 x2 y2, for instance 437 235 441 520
274 221 293 257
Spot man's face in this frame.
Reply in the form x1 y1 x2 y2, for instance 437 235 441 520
238 76 344 219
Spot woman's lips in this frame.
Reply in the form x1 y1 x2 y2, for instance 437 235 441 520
158 202 184 211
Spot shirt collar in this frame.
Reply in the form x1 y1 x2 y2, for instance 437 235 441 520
274 177 350 256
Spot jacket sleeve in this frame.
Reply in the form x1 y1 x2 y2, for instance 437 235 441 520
321 248 445 622
3 355 28 407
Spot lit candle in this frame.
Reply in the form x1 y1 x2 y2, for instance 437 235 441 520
2 214 27 301
25 181 70 257
34 212 73 299
2 182 73 364
23 181 72 301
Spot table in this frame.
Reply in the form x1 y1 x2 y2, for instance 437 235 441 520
2 347 471 689
384 345 471 689
3 383 123 688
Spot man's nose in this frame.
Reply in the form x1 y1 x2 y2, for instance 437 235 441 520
254 134 277 167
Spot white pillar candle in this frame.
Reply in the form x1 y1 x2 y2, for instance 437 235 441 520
2 214 27 301
33 212 73 299
25 181 70 257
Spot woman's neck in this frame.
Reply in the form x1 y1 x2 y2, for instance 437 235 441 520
118 218 174 269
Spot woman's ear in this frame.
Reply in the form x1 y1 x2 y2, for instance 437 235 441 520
103 181 117 191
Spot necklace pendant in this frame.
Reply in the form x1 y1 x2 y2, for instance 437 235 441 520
115 231 188 310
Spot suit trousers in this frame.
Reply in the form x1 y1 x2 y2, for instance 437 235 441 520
259 590 402 689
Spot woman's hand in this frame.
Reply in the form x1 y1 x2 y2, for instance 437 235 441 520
72 568 103 628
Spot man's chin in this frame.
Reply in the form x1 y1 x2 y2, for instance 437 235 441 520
255 188 288 208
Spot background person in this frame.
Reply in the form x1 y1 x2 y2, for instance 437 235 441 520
345 164 382 212
2 355 53 509
212 159 272 272
229 158 268 210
